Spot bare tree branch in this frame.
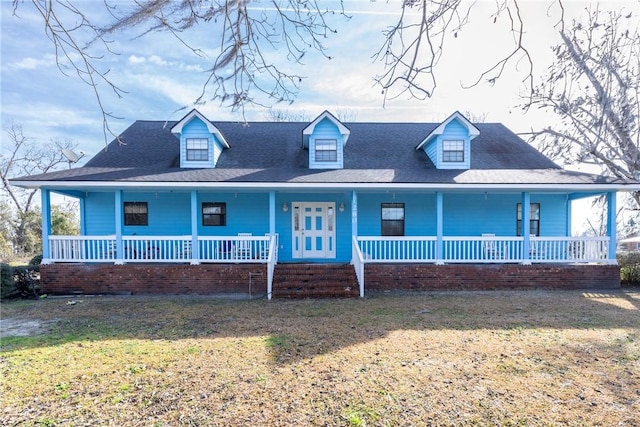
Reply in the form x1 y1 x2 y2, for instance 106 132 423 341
525 7 640 205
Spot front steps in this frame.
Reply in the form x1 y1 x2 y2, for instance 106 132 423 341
272 263 360 298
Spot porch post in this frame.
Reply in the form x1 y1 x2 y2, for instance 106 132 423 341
269 191 276 235
115 190 123 264
190 190 200 264
436 192 443 264
41 189 52 264
566 195 572 236
79 196 87 235
521 192 531 264
607 191 617 264
351 191 358 237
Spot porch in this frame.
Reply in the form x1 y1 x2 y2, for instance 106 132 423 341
42 234 616 298
45 234 611 265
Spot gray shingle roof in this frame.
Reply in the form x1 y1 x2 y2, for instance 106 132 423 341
13 120 627 186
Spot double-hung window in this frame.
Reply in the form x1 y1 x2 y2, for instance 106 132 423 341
202 202 226 226
124 202 148 226
516 203 540 236
381 203 405 236
186 138 209 161
315 139 337 162
442 140 464 162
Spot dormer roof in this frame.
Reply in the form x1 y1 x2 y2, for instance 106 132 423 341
415 111 480 150
302 110 350 148
170 109 230 148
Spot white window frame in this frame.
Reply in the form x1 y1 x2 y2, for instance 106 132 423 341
442 140 465 163
315 139 338 162
186 138 209 161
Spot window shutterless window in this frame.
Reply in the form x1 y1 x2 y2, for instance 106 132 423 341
186 138 209 161
442 140 464 162
516 203 540 236
381 203 405 236
124 202 148 226
202 202 226 226
315 139 338 162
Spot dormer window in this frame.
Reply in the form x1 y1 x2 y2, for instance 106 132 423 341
303 111 350 170
186 138 209 161
442 140 464 162
315 139 338 162
171 109 230 169
415 111 479 170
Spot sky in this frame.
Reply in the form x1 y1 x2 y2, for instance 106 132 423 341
4 0 631 159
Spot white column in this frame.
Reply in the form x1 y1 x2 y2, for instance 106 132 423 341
351 191 358 237
41 189 52 264
190 190 200 264
115 190 123 264
607 191 617 264
269 191 276 235
436 192 443 264
521 192 531 264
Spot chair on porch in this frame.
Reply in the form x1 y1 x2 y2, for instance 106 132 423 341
235 233 253 260
219 240 234 260
482 233 501 260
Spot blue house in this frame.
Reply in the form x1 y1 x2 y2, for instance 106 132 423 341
11 110 637 297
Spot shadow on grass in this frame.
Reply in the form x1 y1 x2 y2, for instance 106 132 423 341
1 289 639 365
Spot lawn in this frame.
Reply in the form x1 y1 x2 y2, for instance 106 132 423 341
1 290 639 426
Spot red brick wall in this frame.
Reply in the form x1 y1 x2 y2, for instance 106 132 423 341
41 263 268 296
364 264 621 291
41 263 620 296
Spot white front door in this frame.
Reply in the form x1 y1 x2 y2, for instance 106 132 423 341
292 202 336 259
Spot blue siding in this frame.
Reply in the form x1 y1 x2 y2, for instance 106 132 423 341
179 117 215 169
309 118 344 169
82 190 568 262
357 192 566 237
197 193 270 236
84 192 115 235
358 193 437 236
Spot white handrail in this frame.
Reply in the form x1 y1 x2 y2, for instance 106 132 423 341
266 234 278 300
352 236 365 297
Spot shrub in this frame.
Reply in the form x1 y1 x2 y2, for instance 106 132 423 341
12 265 40 298
1 263 17 299
29 254 43 265
618 252 640 286
1 263 40 299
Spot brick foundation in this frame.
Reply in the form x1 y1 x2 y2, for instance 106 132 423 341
364 264 621 291
41 263 268 296
41 263 621 296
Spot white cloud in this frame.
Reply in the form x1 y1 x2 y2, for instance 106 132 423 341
10 55 56 70
128 55 146 64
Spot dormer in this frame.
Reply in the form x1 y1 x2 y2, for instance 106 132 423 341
171 109 230 169
302 111 350 169
415 111 480 170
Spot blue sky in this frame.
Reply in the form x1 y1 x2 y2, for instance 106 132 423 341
0 1 632 160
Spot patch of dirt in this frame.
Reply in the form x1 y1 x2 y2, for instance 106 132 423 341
0 318 55 338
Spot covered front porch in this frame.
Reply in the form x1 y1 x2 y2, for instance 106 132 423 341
38 187 620 298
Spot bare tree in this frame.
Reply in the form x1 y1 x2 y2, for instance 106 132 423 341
0 122 76 254
526 7 639 206
265 109 311 122
10 0 566 135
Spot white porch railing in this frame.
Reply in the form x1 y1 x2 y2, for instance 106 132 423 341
356 236 611 264
357 236 438 263
351 236 365 297
49 235 117 262
48 235 275 264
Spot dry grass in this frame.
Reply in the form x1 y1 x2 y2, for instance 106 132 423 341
1 290 639 426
